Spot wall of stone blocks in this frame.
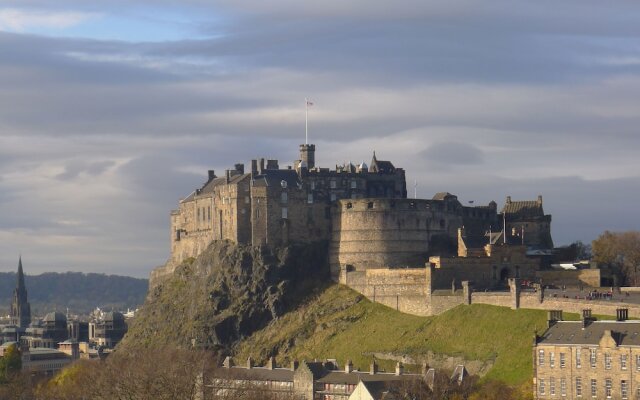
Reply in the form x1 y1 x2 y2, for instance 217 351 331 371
535 269 602 288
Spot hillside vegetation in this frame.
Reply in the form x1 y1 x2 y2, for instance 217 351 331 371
0 272 148 315
235 284 580 386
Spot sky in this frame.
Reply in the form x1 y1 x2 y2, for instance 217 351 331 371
1 1 640 278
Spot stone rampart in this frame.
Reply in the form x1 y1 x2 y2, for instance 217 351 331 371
535 269 601 288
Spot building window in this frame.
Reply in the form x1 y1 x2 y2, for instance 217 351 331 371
208 207 211 221
550 377 556 396
560 353 565 368
576 349 581 369
590 349 597 368
281 192 288 204
330 180 336 189
576 377 582 397
591 379 597 398
539 378 546 396
310 181 315 190
550 352 555 368
636 355 640 371
561 378 566 397
605 378 612 398
307 194 313 204
256 209 260 218
368 202 374 209
605 353 611 370
538 350 545 367
621 354 628 370
622 380 628 399
281 207 288 219
245 196 250 204
330 193 337 201
350 180 357 189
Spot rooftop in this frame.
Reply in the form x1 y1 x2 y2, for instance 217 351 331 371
539 320 640 346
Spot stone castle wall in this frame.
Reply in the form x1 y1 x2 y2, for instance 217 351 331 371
535 268 602 288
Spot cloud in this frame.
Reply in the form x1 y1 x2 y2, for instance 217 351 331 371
421 142 484 166
0 8 99 32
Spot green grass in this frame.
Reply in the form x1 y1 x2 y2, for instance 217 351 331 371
234 284 616 386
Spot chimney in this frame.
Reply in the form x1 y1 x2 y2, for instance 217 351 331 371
345 360 353 373
537 195 543 205
259 158 265 174
582 309 593 329
247 356 254 369
291 360 299 371
617 308 629 322
395 362 404 376
235 163 245 174
506 196 512 204
547 310 563 328
208 170 216 181
226 169 232 183
251 160 258 176
266 159 279 170
222 356 233 368
369 360 378 375
267 356 276 370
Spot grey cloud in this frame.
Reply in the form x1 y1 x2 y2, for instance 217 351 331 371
420 142 484 166
55 160 115 181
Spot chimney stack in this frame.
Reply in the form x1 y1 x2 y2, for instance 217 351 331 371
234 163 245 174
259 158 265 175
267 356 276 370
582 309 594 329
547 310 563 328
251 160 258 176
345 360 353 373
506 196 512 204
537 195 543 205
208 170 216 181
222 356 233 368
369 360 378 375
247 356 254 369
291 360 299 371
617 308 629 322
395 362 404 376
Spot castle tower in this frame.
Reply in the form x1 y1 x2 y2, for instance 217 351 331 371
10 257 31 329
299 144 315 169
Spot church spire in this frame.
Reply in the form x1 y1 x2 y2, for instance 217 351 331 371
11 256 31 328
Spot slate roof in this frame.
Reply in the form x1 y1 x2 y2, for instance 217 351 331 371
252 169 301 188
461 234 490 249
501 201 544 217
213 367 295 382
539 321 640 346
317 371 417 385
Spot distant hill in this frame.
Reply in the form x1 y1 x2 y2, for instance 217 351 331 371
0 272 148 316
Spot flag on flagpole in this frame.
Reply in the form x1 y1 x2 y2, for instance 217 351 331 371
306 100 314 106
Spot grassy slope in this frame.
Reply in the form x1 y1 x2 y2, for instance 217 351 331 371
235 284 597 386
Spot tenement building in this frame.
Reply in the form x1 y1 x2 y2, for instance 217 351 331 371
169 142 553 280
534 309 640 400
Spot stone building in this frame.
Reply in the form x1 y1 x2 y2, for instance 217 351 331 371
206 356 422 400
89 311 127 348
21 312 68 349
168 143 553 281
501 195 553 249
534 309 640 400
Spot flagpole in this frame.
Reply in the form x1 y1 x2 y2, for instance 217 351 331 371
305 98 308 145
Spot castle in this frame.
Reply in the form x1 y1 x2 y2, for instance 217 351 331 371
169 142 553 282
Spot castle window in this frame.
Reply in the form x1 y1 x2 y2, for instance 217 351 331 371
575 378 582 397
409 201 416 209
538 349 545 366
346 202 353 209
331 193 337 202
576 349 581 368
208 207 211 221
197 208 200 220
621 354 628 370
549 377 555 396
515 266 520 278
539 378 545 396
281 207 288 219
590 348 597 368
550 352 555 368
256 209 260 218
560 352 565 368
310 181 316 190
245 196 250 204
605 353 611 369
368 202 374 209
281 192 288 204
307 194 313 204
330 180 337 189
622 380 628 399
350 180 357 189
560 378 566 397
439 219 445 229
605 378 612 398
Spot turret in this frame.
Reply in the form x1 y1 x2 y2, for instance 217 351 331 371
299 144 315 170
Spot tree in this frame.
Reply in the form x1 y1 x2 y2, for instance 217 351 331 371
0 343 22 382
592 231 640 286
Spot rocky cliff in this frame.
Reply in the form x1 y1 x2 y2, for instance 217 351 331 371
119 240 329 351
